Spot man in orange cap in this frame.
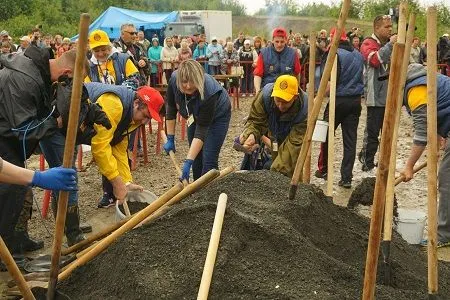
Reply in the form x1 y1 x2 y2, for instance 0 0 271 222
253 27 301 93
84 83 164 206
236 74 307 177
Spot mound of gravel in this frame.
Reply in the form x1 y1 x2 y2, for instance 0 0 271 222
59 170 450 299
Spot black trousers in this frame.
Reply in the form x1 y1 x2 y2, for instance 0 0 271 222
0 138 27 251
359 106 385 169
317 96 361 181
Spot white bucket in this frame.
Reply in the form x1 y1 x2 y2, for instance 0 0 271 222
395 209 427 244
312 120 329 142
115 190 158 221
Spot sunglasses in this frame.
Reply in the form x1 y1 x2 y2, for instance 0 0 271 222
124 31 138 35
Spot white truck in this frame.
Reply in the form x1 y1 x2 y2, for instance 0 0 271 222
163 10 232 42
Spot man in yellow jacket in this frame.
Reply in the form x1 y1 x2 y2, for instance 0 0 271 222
84 83 164 204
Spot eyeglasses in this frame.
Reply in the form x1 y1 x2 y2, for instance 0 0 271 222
124 31 138 35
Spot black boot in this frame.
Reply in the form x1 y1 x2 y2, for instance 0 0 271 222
65 205 86 247
15 230 44 252
51 200 86 247
6 234 28 270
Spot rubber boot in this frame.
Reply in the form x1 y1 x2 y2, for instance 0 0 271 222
65 205 86 247
6 233 28 270
15 230 44 252
14 188 44 252
51 200 86 247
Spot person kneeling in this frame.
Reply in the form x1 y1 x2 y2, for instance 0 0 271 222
236 75 307 177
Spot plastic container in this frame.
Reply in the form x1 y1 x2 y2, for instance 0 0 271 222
115 190 158 221
395 208 427 244
312 120 329 142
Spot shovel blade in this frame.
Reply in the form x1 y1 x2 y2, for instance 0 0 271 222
381 240 392 286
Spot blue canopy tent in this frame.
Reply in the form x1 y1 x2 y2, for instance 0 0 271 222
72 7 178 41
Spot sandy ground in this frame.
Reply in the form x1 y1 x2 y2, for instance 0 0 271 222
1 94 449 297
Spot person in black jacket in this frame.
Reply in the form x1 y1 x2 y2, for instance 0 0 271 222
314 28 364 188
0 47 83 260
163 59 231 182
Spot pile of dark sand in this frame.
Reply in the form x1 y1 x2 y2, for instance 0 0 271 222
117 201 148 215
59 171 450 299
348 177 399 221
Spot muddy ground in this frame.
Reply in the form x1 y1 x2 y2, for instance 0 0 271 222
1 95 449 299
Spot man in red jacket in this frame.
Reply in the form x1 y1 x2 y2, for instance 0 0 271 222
253 27 301 93
358 15 397 172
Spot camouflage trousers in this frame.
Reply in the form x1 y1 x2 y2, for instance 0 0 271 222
15 188 33 232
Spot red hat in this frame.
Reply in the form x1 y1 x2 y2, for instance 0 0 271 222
136 86 164 123
329 27 348 41
272 27 287 39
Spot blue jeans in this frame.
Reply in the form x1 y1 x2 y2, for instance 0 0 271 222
187 114 231 180
208 65 221 76
39 131 78 206
315 65 321 92
240 64 254 94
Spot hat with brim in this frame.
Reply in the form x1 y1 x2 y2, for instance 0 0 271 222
20 36 31 43
88 29 111 49
271 75 299 102
136 86 164 123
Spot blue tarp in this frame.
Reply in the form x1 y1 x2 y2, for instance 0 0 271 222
72 7 178 40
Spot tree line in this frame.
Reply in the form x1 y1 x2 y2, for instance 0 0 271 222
0 0 448 39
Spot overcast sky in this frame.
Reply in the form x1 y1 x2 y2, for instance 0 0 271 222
240 0 450 15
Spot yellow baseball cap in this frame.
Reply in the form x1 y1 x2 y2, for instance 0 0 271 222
88 30 110 49
271 75 299 102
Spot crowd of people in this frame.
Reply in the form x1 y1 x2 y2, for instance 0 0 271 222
1 14 450 274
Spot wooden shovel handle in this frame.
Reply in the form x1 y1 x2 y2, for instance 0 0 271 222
47 13 90 300
289 0 351 199
426 7 439 296
197 193 227 300
160 130 188 186
394 161 427 186
384 9 415 242
61 217 131 255
122 199 131 217
0 237 36 300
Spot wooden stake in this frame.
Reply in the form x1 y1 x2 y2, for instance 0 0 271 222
0 237 36 300
326 55 337 197
289 0 351 199
426 6 439 297
362 42 405 300
303 31 316 183
197 193 227 300
384 9 415 244
47 13 90 300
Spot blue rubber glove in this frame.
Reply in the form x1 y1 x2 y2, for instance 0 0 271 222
163 134 176 154
31 167 77 191
180 159 193 183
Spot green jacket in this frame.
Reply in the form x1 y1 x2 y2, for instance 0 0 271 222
241 89 307 177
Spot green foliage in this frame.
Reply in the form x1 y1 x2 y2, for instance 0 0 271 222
0 0 448 41
0 0 245 39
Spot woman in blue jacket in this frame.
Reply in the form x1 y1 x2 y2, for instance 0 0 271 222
163 59 231 182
